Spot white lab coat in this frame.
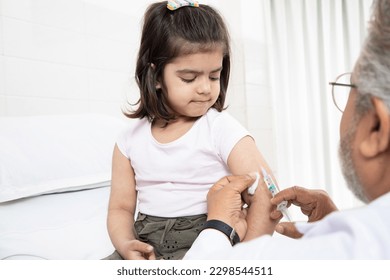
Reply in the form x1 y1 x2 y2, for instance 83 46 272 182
184 192 390 259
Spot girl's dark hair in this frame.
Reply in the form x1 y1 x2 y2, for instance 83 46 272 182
125 1 231 122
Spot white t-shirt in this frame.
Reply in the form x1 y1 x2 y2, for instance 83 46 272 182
116 109 250 217
184 191 390 259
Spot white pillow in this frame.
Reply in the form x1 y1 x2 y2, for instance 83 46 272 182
0 114 125 202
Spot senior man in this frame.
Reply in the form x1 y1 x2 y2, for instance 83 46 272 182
184 0 390 259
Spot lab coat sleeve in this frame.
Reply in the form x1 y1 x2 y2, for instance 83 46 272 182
185 229 275 259
184 229 233 259
185 199 390 260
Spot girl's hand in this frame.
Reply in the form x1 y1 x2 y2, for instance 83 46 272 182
119 239 156 260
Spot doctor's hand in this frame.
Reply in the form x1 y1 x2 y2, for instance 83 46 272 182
241 176 280 241
206 174 256 240
270 186 338 238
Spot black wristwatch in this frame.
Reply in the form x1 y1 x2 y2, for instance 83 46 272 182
201 219 240 246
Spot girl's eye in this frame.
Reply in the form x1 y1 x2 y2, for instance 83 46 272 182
181 77 196 83
210 76 220 81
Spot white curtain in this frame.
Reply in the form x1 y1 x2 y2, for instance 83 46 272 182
263 0 372 212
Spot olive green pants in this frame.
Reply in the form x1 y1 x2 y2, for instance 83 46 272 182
104 212 207 260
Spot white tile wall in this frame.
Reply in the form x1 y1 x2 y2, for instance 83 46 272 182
89 99 127 120
3 17 87 66
0 13 4 104
5 57 89 99
246 84 272 108
0 54 5 116
247 105 273 131
88 69 128 102
85 3 133 43
86 36 131 72
5 95 89 116
0 0 136 118
0 55 5 95
0 95 5 115
1 0 84 32
225 84 247 125
0 14 4 54
252 128 277 170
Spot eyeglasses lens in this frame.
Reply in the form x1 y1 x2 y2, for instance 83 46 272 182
333 73 352 112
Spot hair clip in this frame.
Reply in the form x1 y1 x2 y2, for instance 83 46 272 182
167 0 199 11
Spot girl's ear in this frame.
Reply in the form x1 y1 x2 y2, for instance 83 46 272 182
150 63 161 89
359 97 390 157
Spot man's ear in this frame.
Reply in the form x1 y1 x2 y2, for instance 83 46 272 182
359 97 390 157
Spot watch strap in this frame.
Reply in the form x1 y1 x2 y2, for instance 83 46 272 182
201 219 240 246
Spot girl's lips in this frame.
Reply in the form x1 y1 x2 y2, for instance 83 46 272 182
192 100 210 103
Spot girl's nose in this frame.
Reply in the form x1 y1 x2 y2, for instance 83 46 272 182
196 77 211 94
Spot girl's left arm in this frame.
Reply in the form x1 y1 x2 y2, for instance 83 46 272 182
227 135 278 241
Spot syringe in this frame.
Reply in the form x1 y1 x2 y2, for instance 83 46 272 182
260 167 292 222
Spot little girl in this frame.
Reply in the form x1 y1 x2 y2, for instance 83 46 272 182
106 0 274 260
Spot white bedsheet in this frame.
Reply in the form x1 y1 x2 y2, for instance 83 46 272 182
0 187 114 260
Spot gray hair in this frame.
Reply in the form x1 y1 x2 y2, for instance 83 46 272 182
353 0 390 115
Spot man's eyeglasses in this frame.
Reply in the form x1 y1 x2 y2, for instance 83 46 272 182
329 72 357 113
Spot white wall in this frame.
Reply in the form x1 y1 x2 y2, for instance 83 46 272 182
0 0 147 119
0 0 276 168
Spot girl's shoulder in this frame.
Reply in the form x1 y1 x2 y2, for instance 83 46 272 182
116 118 151 156
205 108 232 122
204 108 239 127
119 117 150 137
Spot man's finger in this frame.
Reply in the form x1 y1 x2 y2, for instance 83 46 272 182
270 209 283 220
220 174 256 193
275 222 303 239
271 186 303 205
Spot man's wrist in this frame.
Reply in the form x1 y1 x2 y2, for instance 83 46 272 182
201 219 240 246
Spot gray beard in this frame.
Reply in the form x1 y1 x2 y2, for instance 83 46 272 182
338 119 369 203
